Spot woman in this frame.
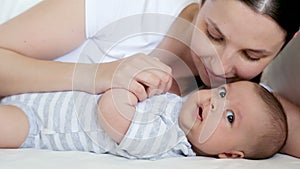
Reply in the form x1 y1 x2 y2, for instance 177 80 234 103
0 0 299 157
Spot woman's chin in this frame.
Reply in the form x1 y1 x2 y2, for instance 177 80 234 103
199 74 228 88
198 73 211 87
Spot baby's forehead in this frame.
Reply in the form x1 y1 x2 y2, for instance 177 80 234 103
228 81 257 89
226 82 268 116
223 81 258 97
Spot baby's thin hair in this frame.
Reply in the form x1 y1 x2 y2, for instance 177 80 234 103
246 84 287 159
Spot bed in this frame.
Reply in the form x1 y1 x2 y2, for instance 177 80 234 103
0 149 298 169
0 0 299 168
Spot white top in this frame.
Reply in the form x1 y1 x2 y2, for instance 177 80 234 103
56 0 199 63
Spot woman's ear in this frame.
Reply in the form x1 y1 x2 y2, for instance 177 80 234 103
218 151 245 159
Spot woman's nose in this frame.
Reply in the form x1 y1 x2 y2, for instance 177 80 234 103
212 47 236 77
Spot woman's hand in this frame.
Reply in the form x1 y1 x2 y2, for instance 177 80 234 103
96 53 173 101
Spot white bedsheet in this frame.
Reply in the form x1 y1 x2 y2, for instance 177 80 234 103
0 149 299 169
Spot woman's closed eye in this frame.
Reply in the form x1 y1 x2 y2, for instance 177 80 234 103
206 26 224 43
242 51 261 62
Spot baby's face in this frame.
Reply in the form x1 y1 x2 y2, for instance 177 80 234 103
179 81 268 156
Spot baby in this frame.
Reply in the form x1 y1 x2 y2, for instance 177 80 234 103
99 81 288 159
0 81 287 160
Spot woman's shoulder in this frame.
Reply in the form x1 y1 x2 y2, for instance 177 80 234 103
177 2 199 22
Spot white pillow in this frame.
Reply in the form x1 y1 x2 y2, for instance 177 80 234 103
261 34 300 105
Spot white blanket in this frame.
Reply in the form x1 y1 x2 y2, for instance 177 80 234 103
0 149 299 169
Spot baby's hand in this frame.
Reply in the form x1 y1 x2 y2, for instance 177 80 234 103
98 89 138 144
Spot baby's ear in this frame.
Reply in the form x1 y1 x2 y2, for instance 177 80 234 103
218 151 245 159
293 31 299 39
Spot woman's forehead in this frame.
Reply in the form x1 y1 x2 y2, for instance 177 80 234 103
202 0 285 52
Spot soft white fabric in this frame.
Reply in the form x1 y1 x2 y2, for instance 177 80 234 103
85 0 199 39
0 0 42 24
0 149 299 169
55 0 199 63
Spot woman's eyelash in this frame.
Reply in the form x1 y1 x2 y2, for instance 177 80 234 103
206 27 260 62
206 29 223 42
242 51 260 62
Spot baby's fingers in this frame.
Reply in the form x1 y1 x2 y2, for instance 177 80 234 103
128 80 148 101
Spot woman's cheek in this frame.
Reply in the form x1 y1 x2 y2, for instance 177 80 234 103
191 28 217 61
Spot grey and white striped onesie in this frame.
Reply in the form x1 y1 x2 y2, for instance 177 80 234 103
0 91 195 159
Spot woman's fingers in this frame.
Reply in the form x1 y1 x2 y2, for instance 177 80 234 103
118 54 172 99
128 80 148 101
96 53 173 100
136 56 172 97
135 69 172 96
151 57 172 76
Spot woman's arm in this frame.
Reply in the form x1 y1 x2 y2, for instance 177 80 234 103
0 0 87 96
98 89 138 143
276 94 300 158
0 0 85 59
0 0 172 98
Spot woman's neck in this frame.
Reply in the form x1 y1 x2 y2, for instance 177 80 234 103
150 4 201 96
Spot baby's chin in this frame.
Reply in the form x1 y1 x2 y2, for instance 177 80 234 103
178 117 190 135
178 113 196 135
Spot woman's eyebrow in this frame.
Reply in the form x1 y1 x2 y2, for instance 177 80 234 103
247 49 272 55
207 18 225 37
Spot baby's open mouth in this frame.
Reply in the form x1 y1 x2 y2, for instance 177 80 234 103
198 107 203 121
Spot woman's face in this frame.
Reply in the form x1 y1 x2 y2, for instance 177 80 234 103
190 0 286 87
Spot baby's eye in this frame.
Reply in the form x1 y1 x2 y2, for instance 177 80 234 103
218 87 226 98
226 110 235 124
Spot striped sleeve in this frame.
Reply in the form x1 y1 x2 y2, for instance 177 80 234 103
116 93 195 159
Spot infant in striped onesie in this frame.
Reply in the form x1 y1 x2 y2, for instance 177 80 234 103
0 81 287 160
